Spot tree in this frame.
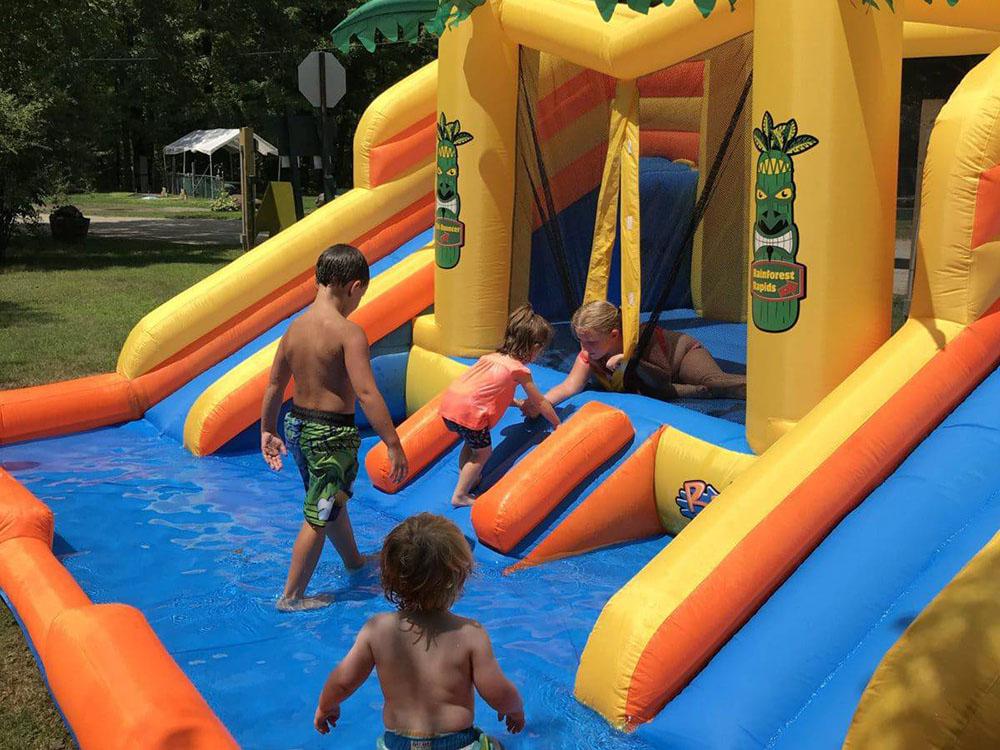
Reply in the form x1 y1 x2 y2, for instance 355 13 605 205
0 92 54 260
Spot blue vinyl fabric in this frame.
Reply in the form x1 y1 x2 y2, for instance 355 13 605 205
637 365 1000 750
529 158 698 324
0 354 751 750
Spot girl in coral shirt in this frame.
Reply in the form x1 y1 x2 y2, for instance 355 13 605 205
440 305 560 507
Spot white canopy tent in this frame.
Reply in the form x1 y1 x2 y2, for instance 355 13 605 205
163 129 279 193
164 128 278 158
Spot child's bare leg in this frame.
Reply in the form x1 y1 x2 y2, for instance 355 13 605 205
324 503 366 570
677 345 746 399
452 446 491 507
278 521 331 611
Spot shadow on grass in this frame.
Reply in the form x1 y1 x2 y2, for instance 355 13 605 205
0 300 59 327
3 232 238 272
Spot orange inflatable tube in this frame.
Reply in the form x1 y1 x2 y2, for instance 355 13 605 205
0 470 236 749
0 194 433 447
508 426 665 571
619 300 1000 722
472 402 634 554
366 391 458 493
45 603 238 750
0 468 54 545
0 537 91 649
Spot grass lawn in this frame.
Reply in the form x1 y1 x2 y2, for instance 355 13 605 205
0 603 74 750
0 231 240 389
51 191 321 221
54 191 239 220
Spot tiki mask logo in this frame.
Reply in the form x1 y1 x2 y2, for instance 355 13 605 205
675 480 719 521
751 112 819 333
435 113 473 270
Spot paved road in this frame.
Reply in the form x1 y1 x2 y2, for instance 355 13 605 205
85 215 242 245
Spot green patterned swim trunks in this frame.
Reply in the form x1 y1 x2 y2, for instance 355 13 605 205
284 405 361 527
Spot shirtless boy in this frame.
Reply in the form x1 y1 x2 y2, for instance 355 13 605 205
314 513 524 749
261 244 408 612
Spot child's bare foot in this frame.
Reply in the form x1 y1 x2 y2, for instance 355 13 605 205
276 594 333 612
345 553 377 572
451 494 476 508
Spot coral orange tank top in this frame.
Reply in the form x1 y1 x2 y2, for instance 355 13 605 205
439 353 531 431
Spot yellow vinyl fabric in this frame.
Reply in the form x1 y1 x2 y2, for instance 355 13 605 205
908 51 1000 326
404 344 468 415
902 22 1000 58
902 0 1000 33
843 531 1000 750
427 2 519 357
584 79 642 389
745 1 902 452
652 427 755 535
499 0 752 80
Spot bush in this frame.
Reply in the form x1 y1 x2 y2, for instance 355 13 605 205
49 205 86 220
48 204 90 243
210 192 239 212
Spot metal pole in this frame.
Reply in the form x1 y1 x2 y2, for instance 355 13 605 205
239 127 256 251
318 53 334 201
283 108 304 220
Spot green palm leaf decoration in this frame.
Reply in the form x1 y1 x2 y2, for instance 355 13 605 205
594 0 735 21
333 0 959 53
331 0 486 53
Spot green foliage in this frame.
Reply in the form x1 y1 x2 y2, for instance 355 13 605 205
210 191 240 212
0 89 57 262
595 0 736 21
331 0 486 52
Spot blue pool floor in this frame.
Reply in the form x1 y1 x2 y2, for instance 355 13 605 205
1 406 676 750
0 315 757 749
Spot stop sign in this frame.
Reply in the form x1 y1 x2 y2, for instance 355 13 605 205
297 51 346 109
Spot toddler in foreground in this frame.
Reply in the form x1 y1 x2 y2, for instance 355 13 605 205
314 513 524 749
439 305 560 507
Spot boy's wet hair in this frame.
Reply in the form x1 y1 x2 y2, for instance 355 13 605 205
316 244 370 288
498 304 553 362
381 513 474 612
571 300 622 337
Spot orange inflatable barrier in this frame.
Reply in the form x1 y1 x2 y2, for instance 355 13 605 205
472 402 634 553
0 373 142 446
0 470 235 748
45 603 238 750
508 427 665 571
0 537 91 652
366 391 458 493
0 468 54 545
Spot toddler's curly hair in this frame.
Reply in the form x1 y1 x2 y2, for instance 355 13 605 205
380 513 474 612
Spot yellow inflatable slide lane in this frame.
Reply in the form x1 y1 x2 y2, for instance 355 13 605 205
576 32 1000 730
844 530 1000 750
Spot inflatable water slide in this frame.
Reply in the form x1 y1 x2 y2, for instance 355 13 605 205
3 2 1000 749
